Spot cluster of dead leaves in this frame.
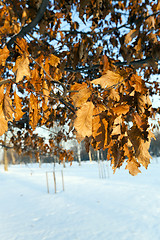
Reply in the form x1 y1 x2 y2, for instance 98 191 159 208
0 85 24 136
71 68 154 176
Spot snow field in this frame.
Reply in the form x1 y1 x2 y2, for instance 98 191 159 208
0 159 160 240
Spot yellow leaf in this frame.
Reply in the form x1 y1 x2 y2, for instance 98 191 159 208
111 115 122 136
0 85 4 104
112 104 130 115
128 126 153 169
125 29 138 44
91 70 123 89
125 157 141 176
13 55 30 83
4 93 14 122
0 103 8 136
71 84 91 108
50 54 60 67
74 101 94 138
29 93 40 130
137 92 152 114
145 16 155 29
92 106 108 149
0 46 9 66
14 92 24 121
42 80 49 105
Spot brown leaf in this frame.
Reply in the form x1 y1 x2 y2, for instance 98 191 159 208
145 16 155 29
125 29 139 44
0 85 4 104
13 55 30 83
111 115 122 136
108 88 120 101
137 92 152 114
0 103 8 136
14 92 24 121
152 42 160 60
4 92 14 122
42 80 49 105
74 101 94 138
29 93 40 130
112 104 130 115
50 54 60 67
91 70 123 89
125 157 141 176
128 126 153 169
103 55 110 73
129 74 143 92
0 46 9 66
92 106 108 149
15 38 29 54
71 84 91 108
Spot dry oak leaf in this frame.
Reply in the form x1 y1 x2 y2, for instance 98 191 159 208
145 16 155 30
71 83 91 108
108 88 120 101
92 106 108 149
91 70 123 89
74 101 94 138
125 157 141 176
14 92 24 121
152 42 160 60
49 54 60 67
0 85 4 104
0 103 8 136
13 55 30 83
137 92 152 114
129 74 143 92
3 93 14 122
29 93 40 130
125 29 139 44
0 46 9 66
15 38 29 56
128 126 153 169
112 104 130 115
42 80 49 105
111 115 122 136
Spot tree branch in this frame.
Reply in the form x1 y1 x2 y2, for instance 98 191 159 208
64 57 159 72
7 0 49 49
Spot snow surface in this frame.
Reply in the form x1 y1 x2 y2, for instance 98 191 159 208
0 159 160 240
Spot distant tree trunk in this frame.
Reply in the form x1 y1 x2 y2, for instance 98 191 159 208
97 150 100 163
11 149 16 165
39 155 41 168
4 133 8 171
63 159 66 168
89 148 92 162
77 143 81 166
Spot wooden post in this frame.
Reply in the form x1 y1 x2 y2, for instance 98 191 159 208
61 170 64 191
53 171 57 193
46 172 49 193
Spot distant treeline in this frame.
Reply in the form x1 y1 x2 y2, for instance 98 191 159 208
1 132 160 165
149 132 160 157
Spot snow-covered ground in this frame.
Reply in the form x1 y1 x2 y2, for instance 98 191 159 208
0 159 160 240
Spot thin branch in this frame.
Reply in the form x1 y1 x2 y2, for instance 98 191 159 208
114 57 156 66
0 79 15 86
64 57 158 72
7 0 49 49
64 64 101 72
0 144 13 149
60 11 160 36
